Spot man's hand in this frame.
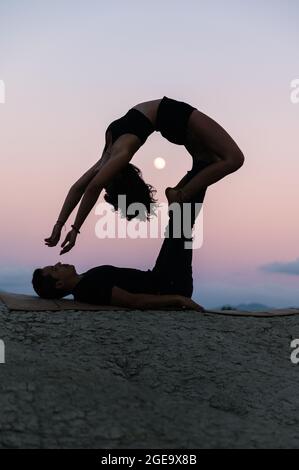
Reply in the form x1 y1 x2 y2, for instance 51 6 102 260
44 223 62 247
178 296 205 312
110 287 206 311
60 229 78 255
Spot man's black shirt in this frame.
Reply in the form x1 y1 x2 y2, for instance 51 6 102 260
72 265 160 305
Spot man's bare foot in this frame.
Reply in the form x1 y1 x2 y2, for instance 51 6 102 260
165 187 183 204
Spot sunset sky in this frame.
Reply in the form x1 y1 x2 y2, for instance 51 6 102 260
0 0 298 308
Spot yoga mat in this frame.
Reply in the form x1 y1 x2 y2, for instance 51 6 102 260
0 291 129 311
0 291 298 316
0 291 187 312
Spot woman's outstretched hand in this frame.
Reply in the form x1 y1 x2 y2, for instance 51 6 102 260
60 229 78 255
44 223 62 247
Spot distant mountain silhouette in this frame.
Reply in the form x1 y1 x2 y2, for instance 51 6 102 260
214 302 274 312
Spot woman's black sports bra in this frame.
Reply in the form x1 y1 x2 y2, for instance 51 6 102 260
105 108 155 148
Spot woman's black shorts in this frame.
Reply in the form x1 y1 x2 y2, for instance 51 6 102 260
155 96 197 145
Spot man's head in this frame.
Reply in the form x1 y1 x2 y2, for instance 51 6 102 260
32 262 78 299
104 163 157 221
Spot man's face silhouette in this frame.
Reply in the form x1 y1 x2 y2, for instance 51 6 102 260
42 262 77 289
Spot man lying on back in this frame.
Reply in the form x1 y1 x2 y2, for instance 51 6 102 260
32 161 210 312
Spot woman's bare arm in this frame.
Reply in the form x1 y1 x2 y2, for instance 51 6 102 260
71 150 132 231
71 151 111 192
45 144 111 247
54 148 110 225
55 186 85 226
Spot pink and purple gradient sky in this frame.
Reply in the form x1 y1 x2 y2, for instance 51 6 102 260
0 0 298 307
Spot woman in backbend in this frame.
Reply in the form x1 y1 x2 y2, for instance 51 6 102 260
44 96 244 254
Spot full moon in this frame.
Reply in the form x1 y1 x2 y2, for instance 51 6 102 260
154 157 166 170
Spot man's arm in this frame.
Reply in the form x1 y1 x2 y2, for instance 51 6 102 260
110 286 205 312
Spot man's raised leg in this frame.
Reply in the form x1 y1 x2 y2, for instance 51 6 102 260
151 160 211 297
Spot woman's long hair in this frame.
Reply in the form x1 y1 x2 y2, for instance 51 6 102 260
104 163 158 221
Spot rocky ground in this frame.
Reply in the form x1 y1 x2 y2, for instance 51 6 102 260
1 299 299 449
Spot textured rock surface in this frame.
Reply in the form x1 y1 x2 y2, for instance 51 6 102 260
1 300 299 449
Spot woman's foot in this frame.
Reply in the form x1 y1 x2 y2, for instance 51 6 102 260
165 187 184 204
